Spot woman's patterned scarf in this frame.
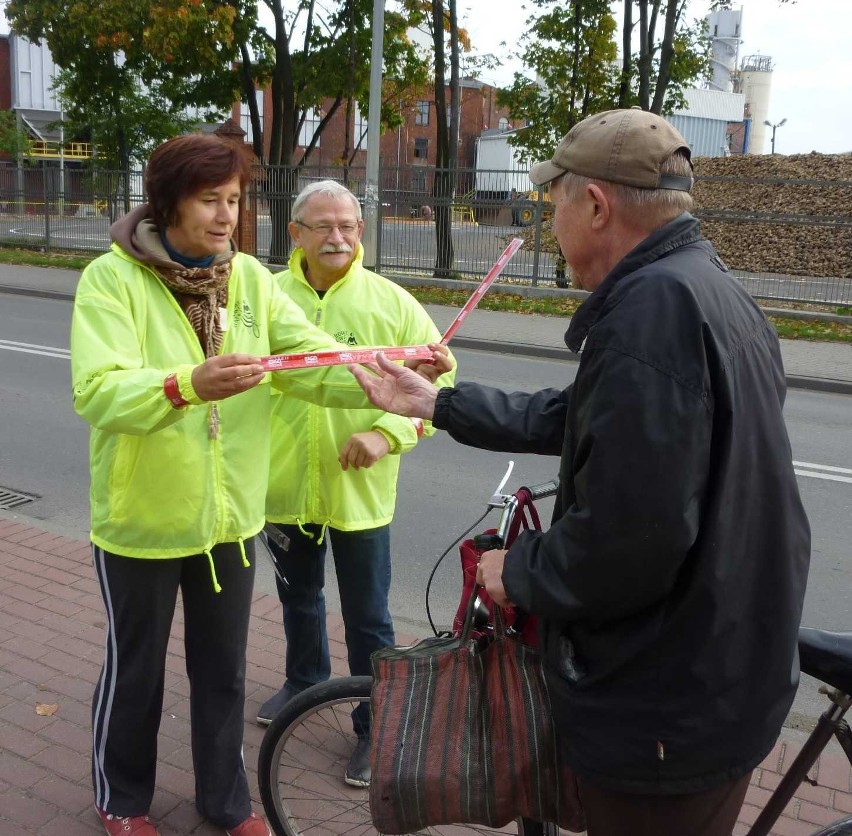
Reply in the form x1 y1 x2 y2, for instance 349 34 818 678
154 262 232 359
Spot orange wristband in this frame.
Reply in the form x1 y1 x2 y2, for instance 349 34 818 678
164 373 189 408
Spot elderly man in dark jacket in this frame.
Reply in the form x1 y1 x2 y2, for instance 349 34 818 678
349 108 810 836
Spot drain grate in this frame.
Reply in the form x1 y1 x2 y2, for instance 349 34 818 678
0 487 39 510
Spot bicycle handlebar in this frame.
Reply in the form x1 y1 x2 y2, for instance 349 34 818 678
494 478 559 546
524 479 559 501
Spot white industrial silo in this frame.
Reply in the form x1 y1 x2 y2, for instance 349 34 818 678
739 54 774 154
706 8 742 92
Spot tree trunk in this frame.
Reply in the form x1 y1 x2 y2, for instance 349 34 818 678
239 44 263 161
618 0 633 107
651 0 681 113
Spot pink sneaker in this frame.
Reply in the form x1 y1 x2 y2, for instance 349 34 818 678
226 812 272 836
95 806 159 836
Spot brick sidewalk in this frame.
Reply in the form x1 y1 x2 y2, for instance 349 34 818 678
1 517 850 835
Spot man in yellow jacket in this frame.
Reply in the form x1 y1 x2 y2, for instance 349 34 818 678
259 181 455 787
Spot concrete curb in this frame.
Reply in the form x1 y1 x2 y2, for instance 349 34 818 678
0 284 74 302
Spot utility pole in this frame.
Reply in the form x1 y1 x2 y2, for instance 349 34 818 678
362 0 385 270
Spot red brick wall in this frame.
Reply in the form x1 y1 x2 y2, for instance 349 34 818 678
253 80 513 175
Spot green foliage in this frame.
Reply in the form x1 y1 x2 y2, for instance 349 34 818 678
0 110 30 158
497 0 620 162
5 0 257 166
497 0 713 160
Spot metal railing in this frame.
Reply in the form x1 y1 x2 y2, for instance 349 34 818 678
0 160 848 306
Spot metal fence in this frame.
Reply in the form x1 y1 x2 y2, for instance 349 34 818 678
0 160 849 306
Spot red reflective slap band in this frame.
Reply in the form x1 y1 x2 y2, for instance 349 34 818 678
440 236 524 345
260 345 433 372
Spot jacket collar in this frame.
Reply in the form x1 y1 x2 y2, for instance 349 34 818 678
564 213 702 352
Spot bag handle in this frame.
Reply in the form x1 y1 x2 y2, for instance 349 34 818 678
505 487 543 547
460 582 508 642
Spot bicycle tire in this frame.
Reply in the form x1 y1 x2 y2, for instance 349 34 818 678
810 816 852 835
258 675 559 836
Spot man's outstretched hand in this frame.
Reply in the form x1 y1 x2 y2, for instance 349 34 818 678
348 352 440 419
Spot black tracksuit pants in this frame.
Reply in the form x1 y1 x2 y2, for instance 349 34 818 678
91 541 255 828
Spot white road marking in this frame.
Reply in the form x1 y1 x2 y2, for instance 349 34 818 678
0 339 70 359
793 461 852 484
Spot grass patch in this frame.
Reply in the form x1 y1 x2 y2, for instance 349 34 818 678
0 245 92 270
407 285 582 317
406 285 851 343
769 317 852 343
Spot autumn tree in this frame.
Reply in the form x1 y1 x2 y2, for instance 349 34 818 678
239 0 428 261
618 0 712 113
497 0 619 163
498 0 712 161
5 0 257 169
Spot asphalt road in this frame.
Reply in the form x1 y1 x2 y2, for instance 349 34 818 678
2 291 851 722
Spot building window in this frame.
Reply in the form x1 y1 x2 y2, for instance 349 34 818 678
298 108 322 148
415 100 430 126
414 137 428 159
498 117 509 132
353 103 368 151
240 91 264 144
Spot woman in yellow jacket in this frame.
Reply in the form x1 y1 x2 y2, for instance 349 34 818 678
71 136 373 836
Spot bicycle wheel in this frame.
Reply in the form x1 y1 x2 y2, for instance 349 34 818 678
810 816 852 835
258 676 559 836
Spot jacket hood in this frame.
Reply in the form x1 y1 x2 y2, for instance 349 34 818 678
109 203 235 270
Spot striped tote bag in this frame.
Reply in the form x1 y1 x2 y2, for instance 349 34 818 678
369 601 585 834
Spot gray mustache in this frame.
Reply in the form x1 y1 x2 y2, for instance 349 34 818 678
319 244 353 254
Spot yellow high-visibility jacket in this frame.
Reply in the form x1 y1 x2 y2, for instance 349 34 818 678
266 246 455 530
71 245 367 558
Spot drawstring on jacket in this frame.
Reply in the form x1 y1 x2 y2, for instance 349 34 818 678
205 548 222 594
237 536 250 568
294 519 330 545
204 538 251 594
295 519 315 540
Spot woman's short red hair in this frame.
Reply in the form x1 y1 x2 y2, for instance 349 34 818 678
145 134 254 228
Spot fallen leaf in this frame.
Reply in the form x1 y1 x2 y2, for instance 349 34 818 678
35 703 59 716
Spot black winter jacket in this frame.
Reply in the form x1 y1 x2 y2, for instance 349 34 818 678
433 213 810 794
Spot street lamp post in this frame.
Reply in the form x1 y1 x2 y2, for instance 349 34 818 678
763 118 787 154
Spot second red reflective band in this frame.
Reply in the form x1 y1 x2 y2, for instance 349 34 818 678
259 345 433 372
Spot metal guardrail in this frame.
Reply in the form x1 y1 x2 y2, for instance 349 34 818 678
27 141 96 160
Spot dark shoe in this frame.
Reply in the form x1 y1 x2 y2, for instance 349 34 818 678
344 735 371 787
256 684 299 726
96 807 159 836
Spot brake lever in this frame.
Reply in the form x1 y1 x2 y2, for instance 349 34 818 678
488 460 514 507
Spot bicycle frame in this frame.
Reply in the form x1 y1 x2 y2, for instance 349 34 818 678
747 639 852 835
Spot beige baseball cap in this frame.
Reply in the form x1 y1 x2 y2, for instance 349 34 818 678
529 108 693 191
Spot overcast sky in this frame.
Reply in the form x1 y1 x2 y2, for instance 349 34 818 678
461 0 852 155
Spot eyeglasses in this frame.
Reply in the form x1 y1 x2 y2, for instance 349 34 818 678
295 221 360 236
